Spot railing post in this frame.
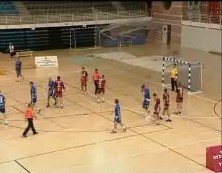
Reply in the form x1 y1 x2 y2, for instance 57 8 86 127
118 10 120 19
106 12 109 20
139 10 141 17
199 14 201 23
46 14 48 23
220 15 221 25
71 14 73 22
84 13 86 21
95 12 97 21
59 14 62 23
209 14 211 24
5 16 7 25
19 15 22 24
128 10 130 18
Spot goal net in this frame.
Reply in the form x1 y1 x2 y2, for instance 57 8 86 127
16 50 35 69
162 56 202 94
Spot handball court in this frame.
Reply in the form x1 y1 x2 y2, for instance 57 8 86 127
0 43 221 173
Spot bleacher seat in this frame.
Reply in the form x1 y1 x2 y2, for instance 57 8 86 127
23 1 147 15
0 1 19 15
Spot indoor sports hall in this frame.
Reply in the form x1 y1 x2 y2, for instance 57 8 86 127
0 1 221 173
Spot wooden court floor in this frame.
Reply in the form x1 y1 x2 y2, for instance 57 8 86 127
0 43 221 173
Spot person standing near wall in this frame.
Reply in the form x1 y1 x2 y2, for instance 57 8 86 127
80 67 88 94
9 42 15 58
170 64 178 91
92 69 100 95
15 57 23 81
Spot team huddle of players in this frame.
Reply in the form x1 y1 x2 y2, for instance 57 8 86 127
141 82 183 125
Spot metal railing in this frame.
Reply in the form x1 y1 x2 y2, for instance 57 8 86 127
182 12 222 25
0 10 149 25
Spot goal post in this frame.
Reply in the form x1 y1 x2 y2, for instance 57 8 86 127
162 56 202 94
16 50 35 69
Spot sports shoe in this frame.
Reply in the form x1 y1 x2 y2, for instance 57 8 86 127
5 120 8 125
166 119 172 122
22 134 27 138
123 128 127 132
46 104 49 108
160 117 163 120
111 130 116 133
33 132 38 135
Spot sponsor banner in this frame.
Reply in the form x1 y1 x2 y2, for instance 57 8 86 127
206 145 222 173
35 56 58 68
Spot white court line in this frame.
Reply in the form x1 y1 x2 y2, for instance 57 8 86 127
0 70 82 82
171 115 221 119
191 94 219 104
71 137 220 169
129 137 221 159
1 54 220 104
81 86 218 119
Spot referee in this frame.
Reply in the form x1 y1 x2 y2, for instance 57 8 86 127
170 64 178 91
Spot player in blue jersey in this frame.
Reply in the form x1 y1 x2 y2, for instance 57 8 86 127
15 57 23 81
111 99 126 133
30 81 40 113
0 90 8 125
141 84 151 117
46 77 56 107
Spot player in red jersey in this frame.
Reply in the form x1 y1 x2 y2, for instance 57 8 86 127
176 81 183 115
80 67 88 94
97 75 106 103
54 76 65 108
92 69 100 95
152 93 161 125
160 88 172 122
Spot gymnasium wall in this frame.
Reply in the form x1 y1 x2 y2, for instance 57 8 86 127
150 1 183 44
181 25 222 53
150 1 222 45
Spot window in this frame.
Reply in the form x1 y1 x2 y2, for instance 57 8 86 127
188 1 201 10
163 1 172 10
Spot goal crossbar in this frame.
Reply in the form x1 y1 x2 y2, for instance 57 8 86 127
16 50 35 69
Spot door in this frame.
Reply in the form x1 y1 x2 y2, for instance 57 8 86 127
74 27 95 48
